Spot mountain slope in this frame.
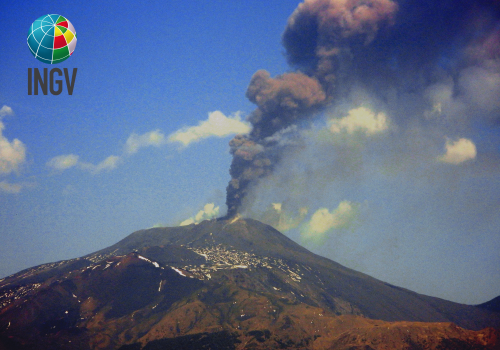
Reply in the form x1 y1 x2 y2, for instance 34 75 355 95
0 218 498 349
86 218 500 330
479 296 500 313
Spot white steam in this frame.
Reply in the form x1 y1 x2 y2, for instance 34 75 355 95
179 203 220 226
329 107 389 135
300 201 358 244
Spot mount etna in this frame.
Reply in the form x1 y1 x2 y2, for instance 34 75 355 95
0 218 498 349
2 0 499 348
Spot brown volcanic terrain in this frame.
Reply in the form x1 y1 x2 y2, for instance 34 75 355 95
0 218 499 349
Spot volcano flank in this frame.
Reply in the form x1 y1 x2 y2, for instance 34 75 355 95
0 218 498 349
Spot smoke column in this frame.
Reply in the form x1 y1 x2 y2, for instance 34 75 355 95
225 0 399 217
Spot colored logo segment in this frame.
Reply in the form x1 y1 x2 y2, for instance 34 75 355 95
27 14 77 64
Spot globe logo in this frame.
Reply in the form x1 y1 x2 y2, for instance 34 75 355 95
27 14 77 64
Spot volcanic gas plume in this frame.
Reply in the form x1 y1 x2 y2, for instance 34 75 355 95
225 0 399 217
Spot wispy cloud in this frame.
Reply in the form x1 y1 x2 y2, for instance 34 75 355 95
437 138 477 165
46 154 79 171
169 111 251 147
47 110 247 176
80 155 121 174
0 180 22 194
47 154 121 174
47 129 165 175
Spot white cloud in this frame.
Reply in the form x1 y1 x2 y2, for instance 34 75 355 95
0 105 14 118
0 181 22 194
0 106 26 193
329 107 389 135
301 201 358 244
46 110 247 177
47 154 79 171
125 129 166 154
437 138 477 165
0 119 26 175
169 111 251 146
179 203 220 226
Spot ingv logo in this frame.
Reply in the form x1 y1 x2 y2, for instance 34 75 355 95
27 14 78 95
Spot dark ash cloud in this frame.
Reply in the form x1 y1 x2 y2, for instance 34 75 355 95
224 0 500 218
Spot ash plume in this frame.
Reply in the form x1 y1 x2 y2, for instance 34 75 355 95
219 0 500 304
225 0 398 217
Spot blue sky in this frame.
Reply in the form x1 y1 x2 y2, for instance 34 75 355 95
0 0 499 305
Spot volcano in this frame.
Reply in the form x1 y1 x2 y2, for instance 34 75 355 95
0 218 498 349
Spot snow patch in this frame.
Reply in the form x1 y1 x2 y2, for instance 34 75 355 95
231 265 248 269
138 255 160 268
196 252 208 260
171 267 187 277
